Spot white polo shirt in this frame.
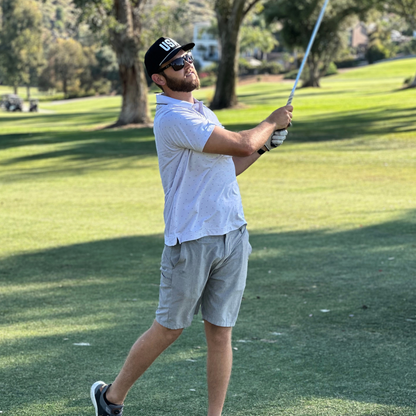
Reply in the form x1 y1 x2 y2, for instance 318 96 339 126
154 94 246 246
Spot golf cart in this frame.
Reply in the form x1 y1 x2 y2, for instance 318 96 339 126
1 94 24 111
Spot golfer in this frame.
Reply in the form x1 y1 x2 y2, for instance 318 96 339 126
91 37 293 416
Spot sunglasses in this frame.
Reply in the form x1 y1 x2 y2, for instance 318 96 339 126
159 52 194 72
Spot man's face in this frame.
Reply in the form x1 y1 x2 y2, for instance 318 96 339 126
162 51 200 92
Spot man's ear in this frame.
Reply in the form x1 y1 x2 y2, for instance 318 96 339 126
152 73 166 87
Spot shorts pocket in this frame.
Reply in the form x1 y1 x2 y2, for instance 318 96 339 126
169 243 183 268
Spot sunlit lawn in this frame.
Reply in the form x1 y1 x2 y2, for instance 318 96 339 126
0 59 415 415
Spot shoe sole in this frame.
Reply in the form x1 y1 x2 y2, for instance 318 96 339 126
90 380 105 416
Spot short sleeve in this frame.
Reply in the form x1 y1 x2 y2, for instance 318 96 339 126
157 108 216 152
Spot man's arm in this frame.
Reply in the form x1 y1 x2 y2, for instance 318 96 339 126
202 105 293 157
232 147 265 176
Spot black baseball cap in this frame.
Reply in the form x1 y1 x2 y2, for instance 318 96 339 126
145 37 195 77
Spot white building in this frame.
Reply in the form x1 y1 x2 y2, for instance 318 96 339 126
192 22 220 69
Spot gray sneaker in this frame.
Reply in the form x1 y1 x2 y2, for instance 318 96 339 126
90 381 124 416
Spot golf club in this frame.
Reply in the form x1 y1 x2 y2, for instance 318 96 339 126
271 0 330 140
286 0 331 106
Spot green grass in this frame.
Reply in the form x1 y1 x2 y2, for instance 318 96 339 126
1 59 416 416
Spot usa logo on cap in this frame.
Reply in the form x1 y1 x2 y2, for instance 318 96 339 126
159 38 180 52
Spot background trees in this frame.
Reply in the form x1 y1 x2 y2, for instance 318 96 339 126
210 0 262 110
0 0 414 117
383 0 416 86
39 38 91 98
263 0 377 87
0 0 43 96
72 0 150 126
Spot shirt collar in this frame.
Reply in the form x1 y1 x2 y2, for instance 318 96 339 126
156 93 203 108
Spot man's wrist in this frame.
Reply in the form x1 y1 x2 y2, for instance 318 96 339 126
257 146 268 155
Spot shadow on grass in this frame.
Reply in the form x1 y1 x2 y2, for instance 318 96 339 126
1 211 415 414
224 106 416 143
1 103 415 179
0 128 157 179
0 110 120 126
237 88 344 104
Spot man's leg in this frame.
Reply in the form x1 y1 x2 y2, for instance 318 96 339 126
105 320 183 405
204 320 233 416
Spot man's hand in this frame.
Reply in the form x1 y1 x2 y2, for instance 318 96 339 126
266 105 293 130
264 129 288 151
271 129 288 147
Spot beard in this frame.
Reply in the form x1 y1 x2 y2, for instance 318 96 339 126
164 71 200 92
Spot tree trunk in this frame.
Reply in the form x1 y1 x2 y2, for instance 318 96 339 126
210 28 240 109
63 77 68 98
116 60 150 126
14 85 18 94
303 55 321 88
210 0 246 110
111 0 150 127
26 85 30 100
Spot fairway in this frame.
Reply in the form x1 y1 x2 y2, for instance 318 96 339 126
1 59 415 416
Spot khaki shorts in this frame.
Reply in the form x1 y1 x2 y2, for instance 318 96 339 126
156 225 252 329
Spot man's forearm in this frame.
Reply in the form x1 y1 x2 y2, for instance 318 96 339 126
232 146 266 176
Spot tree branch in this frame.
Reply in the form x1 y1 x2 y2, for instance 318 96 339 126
243 0 260 17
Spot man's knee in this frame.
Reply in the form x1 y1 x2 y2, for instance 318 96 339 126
153 320 183 344
205 322 232 347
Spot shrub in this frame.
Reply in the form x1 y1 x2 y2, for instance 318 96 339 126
366 41 391 64
202 62 219 75
238 58 255 75
199 75 216 88
399 39 416 56
335 58 365 68
258 61 283 75
326 62 338 76
283 62 337 80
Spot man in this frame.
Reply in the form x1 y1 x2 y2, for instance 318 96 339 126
91 37 293 416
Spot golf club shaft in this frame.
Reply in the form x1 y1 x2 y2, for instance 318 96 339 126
286 0 330 106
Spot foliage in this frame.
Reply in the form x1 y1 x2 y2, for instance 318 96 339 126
0 0 44 91
366 40 391 63
93 46 120 92
283 61 338 79
239 58 284 75
239 13 278 56
263 0 377 87
140 0 193 52
375 1 416 86
259 61 284 74
365 24 396 64
334 57 366 68
38 0 80 40
38 38 82 97
198 62 218 88
383 0 416 29
73 0 193 59
199 74 217 87
38 39 116 97
400 38 416 55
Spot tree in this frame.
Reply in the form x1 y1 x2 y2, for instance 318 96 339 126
48 38 85 97
0 0 43 96
385 0 416 30
240 14 278 59
264 0 376 87
72 0 192 126
72 0 150 126
210 0 263 110
383 0 416 86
